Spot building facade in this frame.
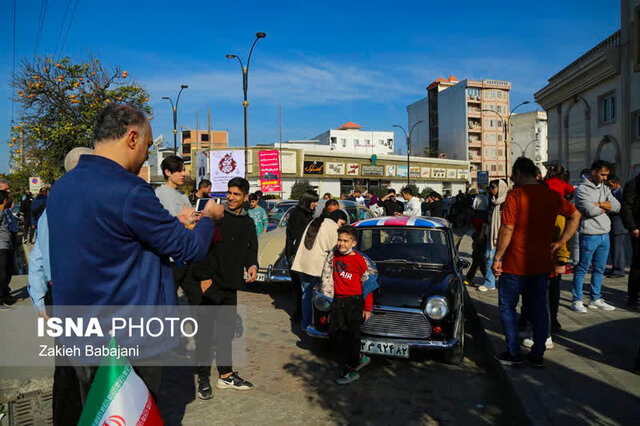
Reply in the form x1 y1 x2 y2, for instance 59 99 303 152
310 121 394 155
180 129 228 163
194 146 470 198
509 111 548 172
534 0 640 183
410 78 511 185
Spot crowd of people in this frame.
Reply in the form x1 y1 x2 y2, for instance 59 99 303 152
1 103 639 422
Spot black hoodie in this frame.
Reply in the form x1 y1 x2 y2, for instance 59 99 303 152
192 203 258 291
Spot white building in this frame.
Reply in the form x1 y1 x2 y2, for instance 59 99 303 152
302 121 394 155
534 0 640 183
509 111 548 172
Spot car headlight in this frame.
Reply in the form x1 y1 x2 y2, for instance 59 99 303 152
312 292 332 312
425 296 448 320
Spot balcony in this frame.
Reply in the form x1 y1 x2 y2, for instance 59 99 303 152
467 108 481 117
467 96 481 103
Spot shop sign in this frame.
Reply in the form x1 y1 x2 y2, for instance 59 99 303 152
346 163 360 175
420 167 431 178
431 168 446 179
303 160 324 175
361 165 384 176
326 162 345 175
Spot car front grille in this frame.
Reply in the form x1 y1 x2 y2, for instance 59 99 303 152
361 308 432 339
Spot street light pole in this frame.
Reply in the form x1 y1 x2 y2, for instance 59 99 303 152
161 84 188 155
393 120 423 187
482 101 529 179
227 32 267 179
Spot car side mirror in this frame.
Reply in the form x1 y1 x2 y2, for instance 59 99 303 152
456 259 470 270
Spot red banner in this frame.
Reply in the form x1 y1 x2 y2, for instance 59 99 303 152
259 150 281 193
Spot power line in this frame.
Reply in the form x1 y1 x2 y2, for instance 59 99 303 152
56 0 72 55
58 0 79 57
11 0 16 124
34 0 48 57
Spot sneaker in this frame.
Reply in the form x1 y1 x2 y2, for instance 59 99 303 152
588 298 615 311
216 372 254 390
355 354 371 372
522 337 553 349
197 376 213 400
525 353 545 368
494 351 524 366
572 301 588 313
336 370 360 385
478 285 495 292
2 295 17 306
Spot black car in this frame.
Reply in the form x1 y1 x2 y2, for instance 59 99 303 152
307 215 469 365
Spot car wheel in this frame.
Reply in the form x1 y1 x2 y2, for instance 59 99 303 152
441 315 465 365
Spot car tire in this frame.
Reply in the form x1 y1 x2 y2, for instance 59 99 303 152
441 315 465 365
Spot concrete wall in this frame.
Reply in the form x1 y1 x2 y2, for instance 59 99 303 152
437 83 468 161
407 98 429 156
314 129 394 155
510 111 548 173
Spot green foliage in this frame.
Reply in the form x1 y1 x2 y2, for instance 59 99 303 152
290 180 316 201
421 187 436 198
7 55 151 186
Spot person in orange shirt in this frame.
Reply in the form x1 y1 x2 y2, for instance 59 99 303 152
492 158 581 368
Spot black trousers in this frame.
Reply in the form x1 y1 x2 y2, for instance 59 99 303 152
610 232 627 276
195 286 237 378
171 263 201 306
329 296 364 369
0 248 12 300
628 237 640 304
548 275 561 326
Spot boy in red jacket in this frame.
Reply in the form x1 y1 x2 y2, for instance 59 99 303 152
329 225 373 384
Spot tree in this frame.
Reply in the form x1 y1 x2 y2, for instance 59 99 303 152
7 56 151 192
290 180 316 201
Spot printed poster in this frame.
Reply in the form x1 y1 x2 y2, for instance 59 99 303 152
196 151 209 188
209 150 245 192
259 150 281 192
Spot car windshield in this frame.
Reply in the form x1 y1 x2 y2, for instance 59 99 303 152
269 204 294 224
356 227 451 265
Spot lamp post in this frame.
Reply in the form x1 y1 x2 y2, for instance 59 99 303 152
162 84 189 155
511 139 538 158
393 120 423 187
482 100 529 179
226 32 267 179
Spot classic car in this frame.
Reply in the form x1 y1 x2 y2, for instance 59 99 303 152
306 215 469 365
256 200 376 283
266 200 297 232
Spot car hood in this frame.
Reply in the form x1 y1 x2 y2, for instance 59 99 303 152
257 228 286 270
373 264 454 309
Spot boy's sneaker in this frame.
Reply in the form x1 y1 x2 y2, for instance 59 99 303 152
572 301 588 313
478 285 495 292
336 370 360 385
197 376 213 400
494 351 524 366
525 353 545 368
522 336 553 349
588 299 615 311
355 354 371 372
216 372 254 390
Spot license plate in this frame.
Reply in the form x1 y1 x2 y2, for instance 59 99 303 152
256 272 266 282
361 339 409 358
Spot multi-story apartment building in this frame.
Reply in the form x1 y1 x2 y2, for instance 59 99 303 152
534 0 640 183
409 78 511 185
180 129 228 163
510 111 548 172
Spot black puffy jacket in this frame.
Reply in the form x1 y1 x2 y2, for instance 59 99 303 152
622 176 640 232
285 205 314 261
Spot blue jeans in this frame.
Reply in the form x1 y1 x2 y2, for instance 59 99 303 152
498 273 549 358
572 234 610 302
483 242 496 289
297 272 321 330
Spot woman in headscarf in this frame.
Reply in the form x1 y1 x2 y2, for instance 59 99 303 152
291 209 348 331
286 190 319 320
478 179 509 292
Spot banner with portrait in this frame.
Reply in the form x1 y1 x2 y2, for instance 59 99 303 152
209 150 245 192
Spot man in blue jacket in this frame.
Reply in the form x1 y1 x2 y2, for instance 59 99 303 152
46 104 224 418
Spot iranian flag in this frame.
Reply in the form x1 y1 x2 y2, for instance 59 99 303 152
78 338 163 426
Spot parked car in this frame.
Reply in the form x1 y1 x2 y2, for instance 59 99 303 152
256 200 376 283
266 200 297 231
307 215 468 365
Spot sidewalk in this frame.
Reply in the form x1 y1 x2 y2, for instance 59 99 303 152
459 232 640 425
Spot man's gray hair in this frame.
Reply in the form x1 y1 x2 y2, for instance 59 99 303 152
93 104 147 144
65 147 94 172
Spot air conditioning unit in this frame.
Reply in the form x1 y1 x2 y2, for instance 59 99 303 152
438 152 448 159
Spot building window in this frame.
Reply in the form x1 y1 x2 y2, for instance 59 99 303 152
601 94 615 124
341 138 347 147
182 143 191 154
497 149 503 157
364 139 371 146
498 134 503 142
378 139 384 145
201 134 209 142
467 88 481 98
490 165 497 171
497 120 503 128
353 139 359 146
181 130 191 140
490 134 496 142
498 164 503 171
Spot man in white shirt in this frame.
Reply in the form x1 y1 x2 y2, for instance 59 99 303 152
401 187 421 217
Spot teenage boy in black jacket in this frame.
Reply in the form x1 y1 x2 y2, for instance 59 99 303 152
192 177 259 400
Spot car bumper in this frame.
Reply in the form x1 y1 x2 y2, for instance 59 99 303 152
264 265 291 283
305 325 459 349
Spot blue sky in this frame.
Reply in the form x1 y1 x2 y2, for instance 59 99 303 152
0 0 620 173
